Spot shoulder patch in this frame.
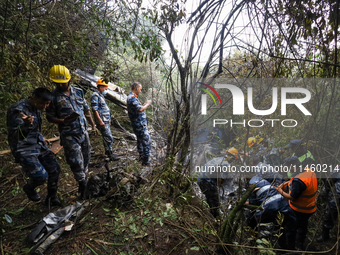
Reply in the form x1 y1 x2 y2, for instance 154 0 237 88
58 100 67 105
73 86 85 98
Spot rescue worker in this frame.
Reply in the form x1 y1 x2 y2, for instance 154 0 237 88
91 79 119 161
126 82 152 166
240 137 267 161
250 155 284 185
7 88 61 206
197 156 227 218
247 176 289 229
246 155 287 228
285 139 315 168
247 137 264 148
249 137 282 166
46 65 98 199
226 147 238 159
198 150 240 218
316 172 340 242
274 156 317 250
226 147 246 166
198 178 219 218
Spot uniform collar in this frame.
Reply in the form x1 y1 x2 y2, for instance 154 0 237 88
55 85 73 97
130 91 138 98
96 90 104 98
25 97 38 112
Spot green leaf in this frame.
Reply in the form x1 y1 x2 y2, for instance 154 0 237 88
129 223 139 234
190 246 200 251
21 248 31 253
4 214 12 223
261 238 270 246
102 207 111 212
9 207 24 215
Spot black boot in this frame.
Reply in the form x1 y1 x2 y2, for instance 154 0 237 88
286 233 296 250
106 150 120 161
23 183 41 202
44 187 61 207
138 155 144 163
142 156 152 166
78 180 88 199
316 227 330 242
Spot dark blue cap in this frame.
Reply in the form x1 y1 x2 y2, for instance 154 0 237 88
285 139 302 149
283 156 301 166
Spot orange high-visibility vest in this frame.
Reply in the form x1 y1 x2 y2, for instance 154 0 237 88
288 169 317 213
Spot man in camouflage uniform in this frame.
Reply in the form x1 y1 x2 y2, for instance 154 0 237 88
126 82 152 166
7 87 61 206
46 65 98 198
91 79 119 161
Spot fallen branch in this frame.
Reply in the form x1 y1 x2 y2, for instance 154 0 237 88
167 237 189 255
0 137 60 155
50 139 63 154
243 204 263 211
85 242 99 255
91 239 131 246
61 187 78 197
0 150 10 155
0 173 20 187
163 218 207 254
1 236 4 255
208 238 340 254
53 231 107 245
1 222 37 236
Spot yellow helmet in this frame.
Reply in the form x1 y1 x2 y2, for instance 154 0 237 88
247 137 264 147
256 137 264 144
226 147 238 158
50 65 71 83
96 79 109 87
247 137 256 147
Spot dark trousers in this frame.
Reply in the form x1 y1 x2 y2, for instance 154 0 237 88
279 208 313 250
198 179 219 217
323 200 339 229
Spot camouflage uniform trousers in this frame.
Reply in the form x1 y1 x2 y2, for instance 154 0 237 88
19 148 61 188
132 122 151 159
98 123 113 153
322 194 340 229
61 132 91 183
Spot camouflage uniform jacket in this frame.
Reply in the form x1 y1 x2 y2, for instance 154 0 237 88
127 92 147 126
7 98 48 162
46 86 89 136
91 91 111 124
